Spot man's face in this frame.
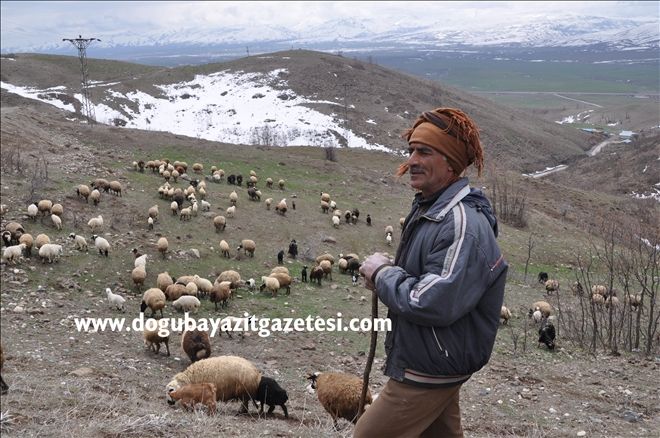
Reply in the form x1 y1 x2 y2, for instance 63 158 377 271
406 142 456 197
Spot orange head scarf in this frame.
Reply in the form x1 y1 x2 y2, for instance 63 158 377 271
396 108 484 178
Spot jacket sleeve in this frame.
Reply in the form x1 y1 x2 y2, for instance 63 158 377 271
374 229 494 328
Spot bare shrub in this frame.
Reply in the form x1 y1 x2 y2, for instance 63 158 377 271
488 172 528 228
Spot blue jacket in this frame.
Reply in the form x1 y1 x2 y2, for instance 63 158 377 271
374 177 507 387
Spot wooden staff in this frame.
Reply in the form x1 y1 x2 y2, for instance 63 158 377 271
357 288 378 420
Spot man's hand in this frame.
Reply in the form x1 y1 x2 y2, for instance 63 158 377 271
359 253 393 291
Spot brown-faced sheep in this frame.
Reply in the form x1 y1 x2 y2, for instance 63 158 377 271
210 281 232 310
166 356 261 413
544 279 560 295
181 329 211 363
76 184 91 202
168 383 217 415
143 324 170 356
157 237 168 258
238 239 256 257
529 301 553 321
157 271 174 293
500 305 512 325
307 372 372 429
132 265 147 291
141 288 166 318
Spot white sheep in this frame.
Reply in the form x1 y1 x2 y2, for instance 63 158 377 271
89 189 101 206
91 234 110 257
27 203 38 221
201 200 211 212
332 215 340 228
105 287 126 312
213 215 226 232
226 205 236 218
157 237 169 258
219 240 231 258
68 233 88 252
170 201 179 215
38 243 63 264
172 295 201 313
141 288 166 318
238 239 256 257
229 191 238 206
260 276 280 297
148 217 154 230
180 207 192 221
87 215 104 232
166 356 261 413
2 243 26 265
500 306 512 325
51 214 62 230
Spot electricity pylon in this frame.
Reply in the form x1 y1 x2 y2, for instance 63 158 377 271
63 35 100 123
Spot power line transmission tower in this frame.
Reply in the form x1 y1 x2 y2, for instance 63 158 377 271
63 35 101 123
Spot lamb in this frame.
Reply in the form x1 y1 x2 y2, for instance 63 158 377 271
89 189 101 206
143 324 170 356
91 234 110 257
219 239 231 258
87 215 104 232
38 243 63 264
51 213 62 230
67 233 88 252
265 198 272 210
172 295 201 313
386 231 393 246
168 383 217 415
181 329 212 363
106 287 126 311
226 205 236 218
200 200 211 211
157 237 168 258
213 215 226 232
141 288 166 318
500 306 512 325
2 243 26 265
306 371 372 428
210 281 233 310
255 376 289 418
76 184 91 202
332 215 340 228
165 356 262 413
238 239 256 257
544 279 559 295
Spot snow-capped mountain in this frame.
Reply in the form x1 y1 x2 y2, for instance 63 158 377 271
2 15 657 54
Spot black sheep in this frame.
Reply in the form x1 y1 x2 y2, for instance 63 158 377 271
227 174 236 185
288 240 298 259
301 265 308 283
236 174 243 186
538 272 549 284
277 250 284 264
538 321 556 350
255 376 289 418
366 214 372 226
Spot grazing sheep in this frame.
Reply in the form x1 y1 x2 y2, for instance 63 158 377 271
319 259 333 280
274 199 287 215
571 281 584 296
386 231 393 246
170 201 179 216
238 239 256 257
210 281 232 310
51 214 62 230
50 203 63 216
2 243 26 265
148 217 154 230
193 275 214 298
91 234 110 257
229 191 238 206
157 237 168 258
165 356 262 413
108 180 123 196
192 163 204 174
34 233 51 250
37 199 53 216
544 279 559 295
91 178 110 192
148 205 159 222
266 178 273 189
0 344 7 394
301 266 308 283
310 266 324 285
332 215 340 228
18 233 33 256
531 310 543 323
76 184 91 202
384 225 394 235
143 324 170 356
27 203 38 221
267 272 293 295
529 301 553 319
271 266 290 275
165 283 189 301
4 222 25 244
216 270 241 288
265 198 272 210
181 329 212 363
315 253 335 265
626 293 642 311
132 249 148 268
538 272 549 284
90 189 101 206
591 284 608 298
213 215 226 232
38 243 63 264
246 278 256 291
307 372 372 428
260 276 280 297
157 271 174 293
180 207 192 221
538 320 556 350
173 295 201 313
500 306 512 325
200 200 211 212
106 287 126 311
141 288 166 318
321 200 331 214
219 240 231 258
226 205 236 218
87 215 104 232
320 192 331 203
278 179 285 190
605 295 620 309
132 265 147 291
255 376 289 418
168 383 217 415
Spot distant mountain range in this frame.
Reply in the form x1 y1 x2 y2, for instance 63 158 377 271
2 15 658 58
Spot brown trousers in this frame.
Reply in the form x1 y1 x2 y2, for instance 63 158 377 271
354 379 463 438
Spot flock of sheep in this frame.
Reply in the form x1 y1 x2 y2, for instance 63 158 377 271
0 156 402 427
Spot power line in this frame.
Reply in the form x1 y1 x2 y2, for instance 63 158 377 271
63 35 100 124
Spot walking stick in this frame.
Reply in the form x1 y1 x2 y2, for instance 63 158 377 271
357 288 378 420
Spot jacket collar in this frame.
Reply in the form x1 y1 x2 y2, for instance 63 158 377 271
418 177 471 222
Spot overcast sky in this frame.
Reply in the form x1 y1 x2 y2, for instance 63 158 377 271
1 1 657 50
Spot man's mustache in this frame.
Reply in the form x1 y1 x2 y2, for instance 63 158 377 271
409 166 424 174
